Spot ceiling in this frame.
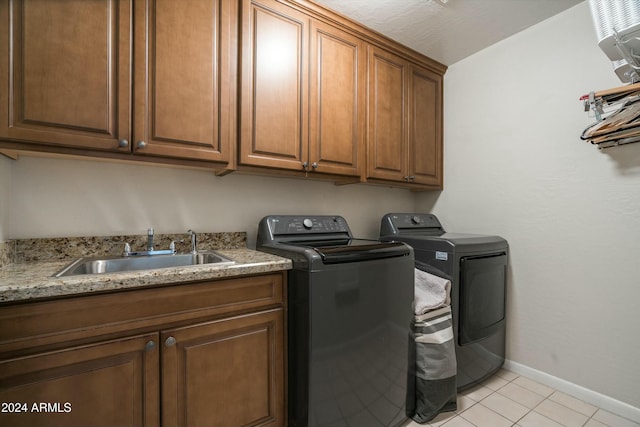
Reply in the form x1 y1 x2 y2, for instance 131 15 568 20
313 0 585 66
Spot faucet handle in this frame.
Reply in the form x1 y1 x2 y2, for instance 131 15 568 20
187 229 197 254
123 242 131 256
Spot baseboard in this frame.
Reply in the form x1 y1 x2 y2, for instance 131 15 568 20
504 360 640 424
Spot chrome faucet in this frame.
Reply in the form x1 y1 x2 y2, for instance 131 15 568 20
188 229 197 254
123 227 176 257
147 227 154 251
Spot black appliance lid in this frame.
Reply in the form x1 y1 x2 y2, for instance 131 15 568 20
290 239 410 264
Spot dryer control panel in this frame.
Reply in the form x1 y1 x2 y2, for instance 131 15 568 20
380 213 444 236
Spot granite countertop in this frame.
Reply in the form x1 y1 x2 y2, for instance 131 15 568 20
0 232 292 304
0 248 291 303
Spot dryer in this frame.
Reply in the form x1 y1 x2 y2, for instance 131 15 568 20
380 213 508 390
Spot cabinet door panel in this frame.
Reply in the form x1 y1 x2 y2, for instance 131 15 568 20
240 0 308 170
133 0 235 161
162 309 284 427
367 46 407 181
0 0 130 151
410 65 443 186
0 334 159 427
309 21 365 177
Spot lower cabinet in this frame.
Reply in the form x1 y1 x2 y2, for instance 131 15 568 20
0 273 286 427
0 334 160 427
162 309 284 427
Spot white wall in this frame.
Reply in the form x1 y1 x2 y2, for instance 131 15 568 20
5 156 414 247
418 2 640 410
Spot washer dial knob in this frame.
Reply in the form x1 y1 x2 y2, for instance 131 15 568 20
303 218 313 229
411 216 422 225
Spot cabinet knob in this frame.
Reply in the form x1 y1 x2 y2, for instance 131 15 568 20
165 336 177 347
408 175 415 181
118 139 129 148
311 162 318 169
144 340 156 352
302 162 308 171
136 140 147 149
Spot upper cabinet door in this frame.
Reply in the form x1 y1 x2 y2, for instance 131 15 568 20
308 20 365 177
133 0 237 162
409 64 443 187
0 0 131 151
366 46 408 182
239 0 309 171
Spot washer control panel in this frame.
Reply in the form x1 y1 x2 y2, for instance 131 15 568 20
268 215 351 236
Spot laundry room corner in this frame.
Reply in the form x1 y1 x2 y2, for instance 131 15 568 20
416 0 640 416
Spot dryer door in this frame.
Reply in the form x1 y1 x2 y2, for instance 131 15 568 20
459 253 507 345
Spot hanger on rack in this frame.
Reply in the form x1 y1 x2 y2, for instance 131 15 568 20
580 81 640 103
581 85 640 149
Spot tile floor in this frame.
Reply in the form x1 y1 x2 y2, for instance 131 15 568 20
404 369 640 427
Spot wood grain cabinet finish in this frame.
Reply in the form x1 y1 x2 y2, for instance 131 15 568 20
0 0 237 164
409 64 443 187
0 0 131 151
239 0 364 177
367 46 443 188
133 0 237 162
162 309 284 427
0 334 159 427
0 272 286 427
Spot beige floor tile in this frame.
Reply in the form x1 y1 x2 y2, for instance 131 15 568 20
459 403 513 427
512 376 555 397
519 411 565 427
481 391 530 422
592 409 640 427
456 395 477 413
535 399 589 427
495 368 519 382
462 384 494 402
498 382 547 409
549 391 598 417
584 418 609 427
428 410 458 426
441 415 476 427
482 375 509 391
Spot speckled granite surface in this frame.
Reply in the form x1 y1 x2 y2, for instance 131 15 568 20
0 241 12 268
14 232 247 263
0 232 292 303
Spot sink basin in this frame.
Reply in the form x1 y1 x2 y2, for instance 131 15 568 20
53 251 235 277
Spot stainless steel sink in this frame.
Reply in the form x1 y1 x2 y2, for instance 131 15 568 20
53 251 235 277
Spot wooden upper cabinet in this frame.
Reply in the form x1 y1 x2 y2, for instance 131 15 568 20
308 20 365 177
0 0 131 151
133 0 237 162
367 46 409 182
240 0 364 177
240 0 309 171
0 0 237 164
410 64 443 187
366 45 443 188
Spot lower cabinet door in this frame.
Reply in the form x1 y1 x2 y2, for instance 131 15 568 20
0 333 160 427
161 309 284 427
